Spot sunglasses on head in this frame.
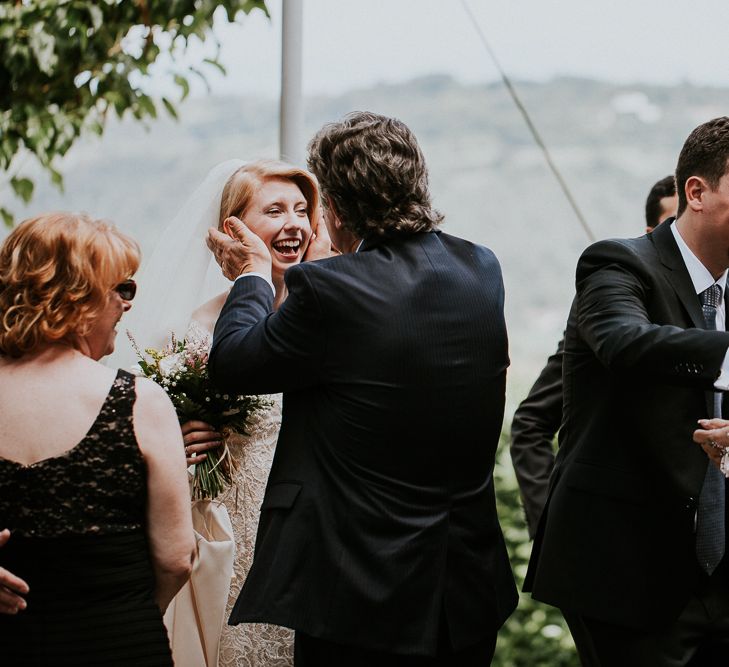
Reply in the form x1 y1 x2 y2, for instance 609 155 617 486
114 279 137 301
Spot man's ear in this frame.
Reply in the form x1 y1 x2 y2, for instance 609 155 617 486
685 176 708 212
325 196 343 229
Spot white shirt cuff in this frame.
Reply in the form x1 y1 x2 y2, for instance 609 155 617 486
234 272 275 297
714 348 729 390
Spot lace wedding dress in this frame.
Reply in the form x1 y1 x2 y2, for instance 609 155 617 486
188 320 294 667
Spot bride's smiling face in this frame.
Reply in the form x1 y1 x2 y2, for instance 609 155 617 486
242 177 312 276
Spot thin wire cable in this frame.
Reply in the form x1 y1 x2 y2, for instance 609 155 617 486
459 0 596 243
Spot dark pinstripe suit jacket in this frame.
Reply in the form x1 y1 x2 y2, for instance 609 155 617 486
526 220 729 629
209 230 517 656
509 335 563 538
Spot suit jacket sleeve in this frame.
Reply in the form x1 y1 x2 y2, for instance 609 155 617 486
577 239 729 383
208 268 324 395
509 335 562 538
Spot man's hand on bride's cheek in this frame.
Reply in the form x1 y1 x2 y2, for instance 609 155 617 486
206 216 271 280
181 420 222 466
303 210 339 262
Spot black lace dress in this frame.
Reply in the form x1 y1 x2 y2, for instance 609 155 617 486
0 369 173 666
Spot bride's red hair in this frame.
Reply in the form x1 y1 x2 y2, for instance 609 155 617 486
219 160 320 227
0 212 140 358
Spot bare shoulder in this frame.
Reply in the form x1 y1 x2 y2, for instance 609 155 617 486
134 375 172 405
190 290 229 333
133 377 181 452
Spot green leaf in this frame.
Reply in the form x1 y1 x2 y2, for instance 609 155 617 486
189 66 212 93
49 166 64 191
10 177 34 204
203 58 226 76
174 74 190 100
238 0 270 18
137 94 157 119
162 97 178 120
0 207 13 228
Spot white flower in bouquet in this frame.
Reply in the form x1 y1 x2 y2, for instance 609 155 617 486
129 362 145 377
158 352 184 377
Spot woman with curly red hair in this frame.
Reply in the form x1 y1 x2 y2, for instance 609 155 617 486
0 212 195 666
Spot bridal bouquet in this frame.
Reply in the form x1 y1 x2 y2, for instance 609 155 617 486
129 333 268 500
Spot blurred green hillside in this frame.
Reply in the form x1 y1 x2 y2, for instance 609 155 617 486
6 75 729 406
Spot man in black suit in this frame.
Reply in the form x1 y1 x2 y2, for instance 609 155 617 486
207 112 517 666
510 175 678 538
644 174 679 234
526 117 729 665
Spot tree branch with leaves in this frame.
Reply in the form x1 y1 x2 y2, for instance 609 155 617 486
0 0 269 226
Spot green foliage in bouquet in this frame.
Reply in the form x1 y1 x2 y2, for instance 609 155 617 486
0 0 269 226
131 333 268 500
493 432 580 667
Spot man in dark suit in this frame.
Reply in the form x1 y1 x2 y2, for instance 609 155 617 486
644 174 679 234
510 175 678 538
206 112 517 666
526 117 729 665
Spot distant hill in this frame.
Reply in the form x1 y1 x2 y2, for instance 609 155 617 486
7 75 729 409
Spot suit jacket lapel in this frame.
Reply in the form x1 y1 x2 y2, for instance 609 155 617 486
650 220 706 330
652 221 719 415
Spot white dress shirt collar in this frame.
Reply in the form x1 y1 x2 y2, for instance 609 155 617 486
670 221 729 390
670 222 728 297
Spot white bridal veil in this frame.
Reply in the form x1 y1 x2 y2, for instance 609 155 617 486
107 159 245 370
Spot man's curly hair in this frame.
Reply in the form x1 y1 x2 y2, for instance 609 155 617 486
307 111 443 239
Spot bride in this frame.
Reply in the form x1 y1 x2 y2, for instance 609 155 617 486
112 159 326 667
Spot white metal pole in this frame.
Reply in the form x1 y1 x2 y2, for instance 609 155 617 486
280 0 304 166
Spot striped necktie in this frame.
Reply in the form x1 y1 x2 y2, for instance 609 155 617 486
696 283 725 575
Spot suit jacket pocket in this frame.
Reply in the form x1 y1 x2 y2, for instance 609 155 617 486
565 460 651 505
260 482 302 510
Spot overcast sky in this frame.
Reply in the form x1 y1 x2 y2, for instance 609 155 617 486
149 0 729 99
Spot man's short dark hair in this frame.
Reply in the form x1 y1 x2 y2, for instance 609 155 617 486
645 175 676 229
675 116 729 217
307 111 443 239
